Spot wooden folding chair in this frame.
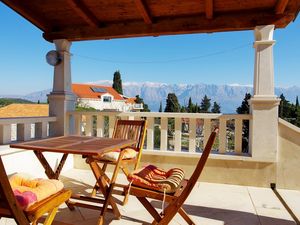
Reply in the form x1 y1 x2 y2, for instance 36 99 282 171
91 119 147 204
0 155 72 225
126 128 218 225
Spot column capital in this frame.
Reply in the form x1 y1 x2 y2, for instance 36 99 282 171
254 25 275 42
253 40 275 48
249 96 280 106
54 39 72 52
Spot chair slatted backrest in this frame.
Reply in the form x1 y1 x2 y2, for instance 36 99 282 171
0 155 29 224
165 128 218 218
113 120 147 170
113 120 147 152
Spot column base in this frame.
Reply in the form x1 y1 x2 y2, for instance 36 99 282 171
48 92 76 136
249 96 280 161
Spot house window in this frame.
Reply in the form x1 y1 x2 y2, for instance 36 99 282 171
103 96 112 102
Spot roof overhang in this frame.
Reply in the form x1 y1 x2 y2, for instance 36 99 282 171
2 0 300 42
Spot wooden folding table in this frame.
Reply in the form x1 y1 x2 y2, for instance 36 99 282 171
10 135 136 225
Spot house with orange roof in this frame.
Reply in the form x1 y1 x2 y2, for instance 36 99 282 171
72 83 143 112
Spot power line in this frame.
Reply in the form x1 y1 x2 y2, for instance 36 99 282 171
72 43 252 65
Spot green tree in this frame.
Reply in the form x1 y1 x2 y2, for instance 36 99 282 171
158 101 162 112
236 93 252 153
135 95 150 112
187 97 193 113
295 108 300 127
180 105 187 112
211 102 221 113
112 70 123 95
164 93 180 112
279 93 295 120
236 93 251 114
200 95 211 112
296 96 299 109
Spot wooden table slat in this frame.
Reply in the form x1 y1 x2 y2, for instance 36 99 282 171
10 136 136 156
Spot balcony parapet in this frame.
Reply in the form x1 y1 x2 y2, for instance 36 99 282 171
67 111 252 159
0 116 57 144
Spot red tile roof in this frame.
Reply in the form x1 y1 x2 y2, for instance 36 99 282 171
125 97 137 104
72 84 124 100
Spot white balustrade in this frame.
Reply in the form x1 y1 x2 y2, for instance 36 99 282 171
0 117 57 145
67 111 252 156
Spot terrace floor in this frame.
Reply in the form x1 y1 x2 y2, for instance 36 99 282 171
1 168 300 225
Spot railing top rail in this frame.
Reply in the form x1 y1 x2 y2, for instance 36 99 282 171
0 116 57 125
67 111 252 119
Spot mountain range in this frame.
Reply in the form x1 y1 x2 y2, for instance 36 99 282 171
1 81 299 113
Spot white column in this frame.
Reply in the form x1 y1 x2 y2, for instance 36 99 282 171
219 118 227 154
35 122 48 139
189 118 196 152
160 118 168 151
85 115 93 136
0 124 11 144
109 116 116 138
249 25 280 161
146 117 154 150
48 39 76 136
96 115 104 137
17 123 31 141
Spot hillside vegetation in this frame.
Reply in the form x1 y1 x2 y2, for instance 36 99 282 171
0 98 33 108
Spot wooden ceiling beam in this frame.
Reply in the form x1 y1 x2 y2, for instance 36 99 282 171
1 0 48 31
275 0 290 14
205 0 214 19
43 12 293 42
134 0 153 24
67 0 99 27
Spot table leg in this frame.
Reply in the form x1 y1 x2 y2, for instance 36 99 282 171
87 157 121 222
98 150 126 223
33 151 74 210
34 151 68 179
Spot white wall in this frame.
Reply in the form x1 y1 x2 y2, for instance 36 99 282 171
78 98 135 112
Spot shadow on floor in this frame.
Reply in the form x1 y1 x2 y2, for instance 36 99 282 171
150 200 296 225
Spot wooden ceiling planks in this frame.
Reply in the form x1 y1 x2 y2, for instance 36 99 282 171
43 11 291 41
275 0 290 14
134 0 153 24
2 0 49 31
2 0 299 42
205 0 214 19
66 0 99 27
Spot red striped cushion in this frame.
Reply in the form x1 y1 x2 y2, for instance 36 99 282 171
127 165 185 193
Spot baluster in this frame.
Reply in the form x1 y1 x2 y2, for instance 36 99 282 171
96 115 104 137
235 118 243 154
219 118 227 153
189 118 196 152
203 119 211 147
74 114 82 135
160 117 168 151
174 117 181 152
146 117 154 150
35 122 48 139
17 123 31 141
85 115 93 136
109 116 116 138
0 124 11 144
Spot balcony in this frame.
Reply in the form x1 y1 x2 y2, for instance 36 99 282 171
1 112 300 224
1 1 300 224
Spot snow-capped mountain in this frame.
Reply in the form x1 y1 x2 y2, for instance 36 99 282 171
2 81 299 113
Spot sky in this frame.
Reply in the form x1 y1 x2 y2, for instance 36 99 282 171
0 3 299 96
